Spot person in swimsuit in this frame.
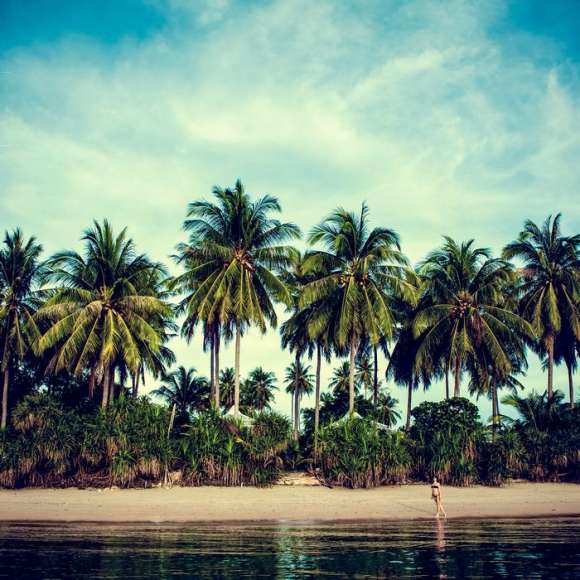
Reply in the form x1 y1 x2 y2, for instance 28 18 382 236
431 477 447 518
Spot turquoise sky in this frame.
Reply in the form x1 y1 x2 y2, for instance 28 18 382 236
1 0 579 421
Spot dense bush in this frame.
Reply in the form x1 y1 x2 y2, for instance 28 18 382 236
179 410 291 486
409 398 484 486
0 394 292 488
317 417 411 488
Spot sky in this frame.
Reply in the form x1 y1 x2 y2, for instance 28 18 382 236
1 0 579 423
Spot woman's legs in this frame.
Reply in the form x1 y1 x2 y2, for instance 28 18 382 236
436 498 447 518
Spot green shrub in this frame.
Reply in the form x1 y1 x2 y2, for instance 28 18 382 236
478 429 526 486
317 417 411 488
410 398 484 486
178 410 291 486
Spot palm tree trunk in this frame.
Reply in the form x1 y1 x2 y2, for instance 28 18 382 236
314 343 322 459
89 365 97 399
293 351 301 439
406 376 413 430
453 356 461 397
568 363 574 408
101 364 110 408
349 336 357 415
234 320 241 416
210 337 215 404
546 333 554 401
131 367 141 399
445 360 450 400
1 367 9 430
214 331 221 409
491 376 498 442
373 345 379 407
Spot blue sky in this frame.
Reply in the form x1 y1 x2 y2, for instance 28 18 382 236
0 0 579 421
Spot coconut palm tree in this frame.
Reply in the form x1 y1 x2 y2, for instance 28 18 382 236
414 238 533 398
175 180 300 416
355 353 373 400
152 366 210 420
503 214 580 400
35 220 172 408
0 230 45 428
329 361 356 395
284 360 314 433
302 204 412 415
241 367 278 412
219 367 236 410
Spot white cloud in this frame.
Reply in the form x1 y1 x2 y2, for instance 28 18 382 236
0 0 578 420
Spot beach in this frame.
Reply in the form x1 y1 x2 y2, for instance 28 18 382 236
0 482 578 523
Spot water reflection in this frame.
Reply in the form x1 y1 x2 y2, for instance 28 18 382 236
0 518 578 579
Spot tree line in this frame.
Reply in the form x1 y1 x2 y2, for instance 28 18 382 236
0 180 578 437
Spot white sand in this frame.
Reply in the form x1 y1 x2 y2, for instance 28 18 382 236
0 482 578 523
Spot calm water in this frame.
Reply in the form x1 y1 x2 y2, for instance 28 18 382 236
0 519 578 579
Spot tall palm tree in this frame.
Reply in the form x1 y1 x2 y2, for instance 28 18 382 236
175 180 300 416
503 214 579 400
302 204 412 415
241 367 278 412
355 353 373 399
553 319 578 408
35 220 172 407
152 366 209 419
414 238 533 398
0 230 45 428
284 360 314 433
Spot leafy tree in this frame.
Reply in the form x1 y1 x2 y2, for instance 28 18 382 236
284 360 314 432
219 367 236 410
302 204 412 415
241 367 278 412
35 220 172 408
151 366 210 422
503 214 579 400
175 180 299 415
0 230 45 428
414 238 533 398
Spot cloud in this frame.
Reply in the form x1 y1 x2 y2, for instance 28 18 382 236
0 0 578 418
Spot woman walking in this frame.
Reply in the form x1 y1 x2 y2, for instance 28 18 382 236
431 477 447 518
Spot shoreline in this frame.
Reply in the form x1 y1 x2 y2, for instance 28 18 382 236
0 482 578 524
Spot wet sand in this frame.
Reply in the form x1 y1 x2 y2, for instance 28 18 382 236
0 482 578 523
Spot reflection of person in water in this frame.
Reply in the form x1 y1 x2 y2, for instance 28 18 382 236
431 477 447 518
435 517 446 551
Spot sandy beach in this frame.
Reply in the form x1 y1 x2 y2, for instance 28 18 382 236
0 482 578 523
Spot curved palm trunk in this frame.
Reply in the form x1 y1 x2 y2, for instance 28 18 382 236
546 333 554 401
314 343 322 459
406 376 413 430
373 345 379 407
293 351 301 440
349 336 357 415
445 360 450 400
89 366 97 399
214 331 221 409
491 376 498 442
1 367 9 430
234 321 241 416
453 356 461 398
567 362 574 408
131 366 141 399
101 365 111 408
209 337 215 404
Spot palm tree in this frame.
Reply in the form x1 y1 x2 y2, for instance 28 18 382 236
373 391 401 427
302 204 412 415
35 220 172 407
152 366 210 419
219 367 236 410
503 214 579 400
329 361 356 395
175 180 300 416
0 230 45 428
355 353 373 399
414 238 533 398
241 367 278 412
553 319 578 408
284 360 314 433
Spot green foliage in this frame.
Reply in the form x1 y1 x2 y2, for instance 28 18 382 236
478 428 526 486
179 410 291 486
317 417 411 488
410 398 484 486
